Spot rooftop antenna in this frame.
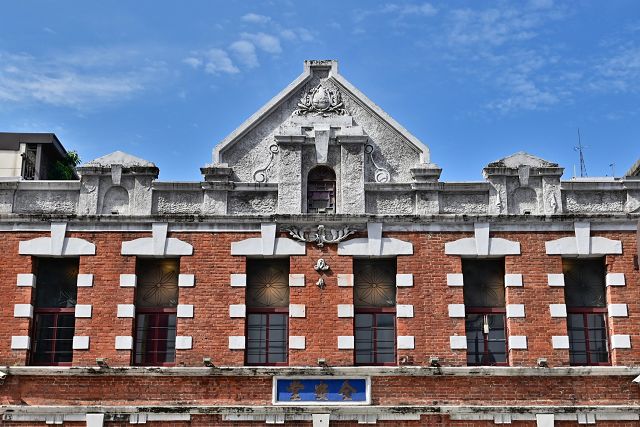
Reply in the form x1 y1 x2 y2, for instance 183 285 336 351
574 128 588 177
609 163 615 177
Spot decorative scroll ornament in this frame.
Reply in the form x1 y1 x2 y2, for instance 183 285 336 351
316 277 326 290
364 144 390 183
313 258 330 272
287 224 355 248
294 84 346 117
253 144 279 183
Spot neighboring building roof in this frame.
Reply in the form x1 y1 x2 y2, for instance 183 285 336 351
626 158 640 176
81 150 156 168
487 151 559 168
0 132 68 157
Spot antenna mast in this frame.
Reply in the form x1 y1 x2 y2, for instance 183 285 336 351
574 128 588 177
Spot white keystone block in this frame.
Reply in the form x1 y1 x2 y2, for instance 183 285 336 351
72 336 90 350
506 304 525 318
505 273 523 287
289 336 306 350
86 414 105 427
397 336 415 350
117 304 135 318
536 414 554 427
552 335 570 349
14 304 33 318
608 304 628 317
115 336 133 350
338 335 354 350
396 273 413 287
228 336 245 350
177 304 194 318
606 273 625 287
289 304 306 318
11 336 30 350
120 274 137 287
549 304 567 318
337 304 354 318
447 273 464 287
76 274 94 287
75 304 92 318
509 336 528 350
230 274 246 287
396 304 414 318
17 273 36 287
547 274 565 287
289 274 305 287
178 274 195 287
337 274 354 287
450 336 467 350
611 334 631 349
448 304 465 318
175 336 193 350
229 304 246 318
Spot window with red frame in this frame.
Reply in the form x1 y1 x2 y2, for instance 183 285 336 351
133 258 179 366
563 258 609 365
245 259 289 365
354 258 396 366
30 258 79 366
462 259 507 366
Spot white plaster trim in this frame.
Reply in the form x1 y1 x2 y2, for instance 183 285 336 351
86 413 105 427
175 336 193 350
536 414 554 427
606 273 625 287
494 414 512 424
506 304 525 318
545 222 622 256
120 274 136 287
72 336 90 350
231 223 306 257
177 304 194 318
611 334 631 349
117 304 135 318
337 274 354 287
509 336 528 350
367 222 383 256
608 304 628 317
549 304 567 318
19 222 96 256
396 273 413 287
552 335 570 349
229 304 246 318
115 336 133 350
16 273 36 287
337 304 354 318
178 274 195 287
289 304 306 318
547 274 565 287
289 274 305 287
13 304 33 318
448 304 465 318
577 413 596 424
11 335 30 350
396 304 414 318
505 274 523 287
121 223 193 256
289 336 306 350
397 336 415 350
447 273 464 287
74 304 92 318
230 273 246 287
76 274 93 287
338 335 354 350
450 336 467 350
338 237 413 256
228 336 246 350
445 223 520 256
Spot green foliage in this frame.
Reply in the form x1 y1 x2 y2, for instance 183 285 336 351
50 150 81 180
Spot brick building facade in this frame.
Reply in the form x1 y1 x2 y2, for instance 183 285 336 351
0 60 639 426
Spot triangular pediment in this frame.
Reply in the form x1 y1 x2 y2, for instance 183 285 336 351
82 151 156 168
487 151 558 169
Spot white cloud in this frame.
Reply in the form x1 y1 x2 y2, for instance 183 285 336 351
241 13 271 24
183 57 203 68
203 49 239 74
241 32 282 54
280 28 314 42
230 40 259 68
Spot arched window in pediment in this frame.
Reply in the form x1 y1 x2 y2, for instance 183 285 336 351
307 166 336 214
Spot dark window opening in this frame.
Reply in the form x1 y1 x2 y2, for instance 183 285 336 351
246 259 289 365
354 259 396 366
133 258 179 366
462 259 507 366
30 258 79 366
307 166 336 214
563 258 609 366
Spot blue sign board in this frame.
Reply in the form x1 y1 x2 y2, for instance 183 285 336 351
274 378 368 404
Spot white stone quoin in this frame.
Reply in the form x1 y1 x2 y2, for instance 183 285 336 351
228 336 246 350
230 273 246 287
289 304 306 318
289 336 306 350
229 304 246 318
549 304 567 318
75 304 92 318
73 336 90 350
115 336 133 350
288 274 305 287
178 274 195 287
608 303 628 317
446 273 464 287
449 336 467 350
397 336 415 350
547 273 565 287
16 273 36 287
552 335 570 349
76 273 94 287
175 336 193 350
338 335 354 350
117 304 135 318
13 304 33 318
448 304 465 318
396 304 414 318
119 274 137 287
337 304 354 318
504 273 523 287
337 274 354 287
506 304 525 318
11 336 30 350
611 334 631 349
396 273 413 287
606 273 625 287
509 336 527 350
177 304 194 318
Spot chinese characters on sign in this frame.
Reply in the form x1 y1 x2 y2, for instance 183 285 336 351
275 378 367 404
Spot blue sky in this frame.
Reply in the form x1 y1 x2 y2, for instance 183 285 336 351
1 0 639 181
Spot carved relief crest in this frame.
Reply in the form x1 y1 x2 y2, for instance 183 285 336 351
294 84 346 117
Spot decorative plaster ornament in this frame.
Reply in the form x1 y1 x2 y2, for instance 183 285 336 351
313 258 330 272
293 84 346 117
253 144 279 183
287 224 355 248
364 144 390 183
316 277 325 290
